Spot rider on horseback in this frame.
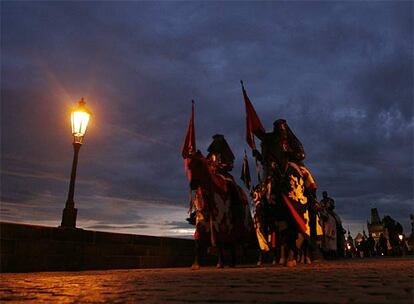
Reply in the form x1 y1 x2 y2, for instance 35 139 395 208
207 134 249 248
186 134 254 269
252 119 315 267
207 134 235 175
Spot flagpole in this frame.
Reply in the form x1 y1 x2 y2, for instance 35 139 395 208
243 149 253 195
241 80 262 185
183 99 196 215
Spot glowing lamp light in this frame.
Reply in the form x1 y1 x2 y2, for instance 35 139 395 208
398 234 403 241
71 98 91 144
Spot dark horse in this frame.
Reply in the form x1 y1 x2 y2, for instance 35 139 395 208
186 151 255 269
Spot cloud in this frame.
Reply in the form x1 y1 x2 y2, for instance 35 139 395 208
1 1 412 238
0 192 191 237
85 223 150 230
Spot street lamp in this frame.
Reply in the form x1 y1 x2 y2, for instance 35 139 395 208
60 98 91 228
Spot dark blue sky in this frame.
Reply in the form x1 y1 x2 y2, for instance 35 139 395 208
1 1 413 237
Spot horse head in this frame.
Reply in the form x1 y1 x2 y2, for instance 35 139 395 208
186 151 229 198
186 151 211 191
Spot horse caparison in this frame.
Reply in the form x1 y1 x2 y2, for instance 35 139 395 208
186 152 255 269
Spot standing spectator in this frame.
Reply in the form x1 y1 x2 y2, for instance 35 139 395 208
378 233 388 256
367 234 376 257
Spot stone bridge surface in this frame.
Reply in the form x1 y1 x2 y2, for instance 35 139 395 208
1 257 413 303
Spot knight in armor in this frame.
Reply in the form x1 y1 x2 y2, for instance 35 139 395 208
252 119 313 266
320 191 334 210
253 119 305 178
182 101 255 269
205 134 249 267
319 191 345 257
186 133 235 228
319 191 336 255
207 134 243 212
207 134 235 174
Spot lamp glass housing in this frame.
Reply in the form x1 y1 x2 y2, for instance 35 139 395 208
71 98 91 144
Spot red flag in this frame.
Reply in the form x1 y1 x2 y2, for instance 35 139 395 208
181 100 196 159
241 81 265 149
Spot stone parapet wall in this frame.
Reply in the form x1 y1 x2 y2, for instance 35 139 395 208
0 222 196 272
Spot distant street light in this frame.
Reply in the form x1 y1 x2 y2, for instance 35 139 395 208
398 234 403 241
60 98 91 228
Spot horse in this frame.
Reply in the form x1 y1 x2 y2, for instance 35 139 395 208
254 161 314 267
186 151 255 269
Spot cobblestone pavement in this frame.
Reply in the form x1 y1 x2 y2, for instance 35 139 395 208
1 257 413 303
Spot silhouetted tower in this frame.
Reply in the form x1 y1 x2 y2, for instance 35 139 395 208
372 208 381 223
367 208 386 243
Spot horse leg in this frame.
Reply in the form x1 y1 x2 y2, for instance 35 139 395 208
286 229 297 267
271 231 278 265
216 245 224 268
257 250 264 267
304 239 312 264
298 246 303 263
229 244 236 268
279 228 287 266
272 246 278 265
191 239 201 270
279 244 286 266
287 249 297 267
296 233 305 264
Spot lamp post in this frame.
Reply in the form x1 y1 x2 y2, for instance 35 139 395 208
60 98 91 228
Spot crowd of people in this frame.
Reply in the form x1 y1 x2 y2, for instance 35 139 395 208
345 230 409 258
